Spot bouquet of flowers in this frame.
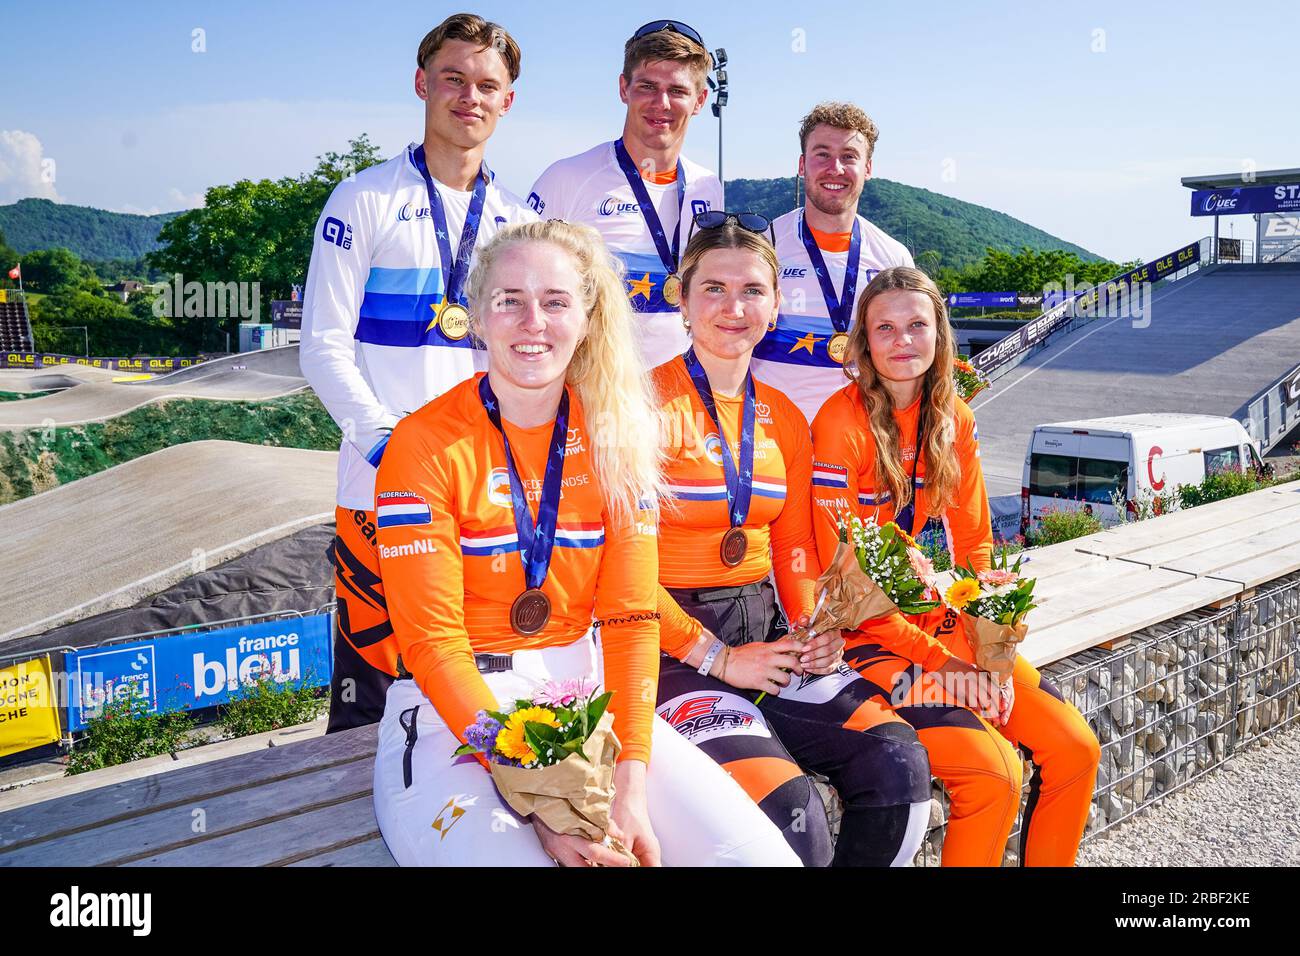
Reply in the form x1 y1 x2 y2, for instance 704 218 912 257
942 550 1037 685
953 355 990 404
455 678 635 863
758 514 940 703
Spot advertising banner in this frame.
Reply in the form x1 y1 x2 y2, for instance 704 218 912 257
64 614 332 731
1191 184 1300 216
1260 213 1300 261
0 655 62 758
270 301 303 329
2 352 216 371
946 292 1020 308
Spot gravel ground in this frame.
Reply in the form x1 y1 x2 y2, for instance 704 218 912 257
1078 724 1300 866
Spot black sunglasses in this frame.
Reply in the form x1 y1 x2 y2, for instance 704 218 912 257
687 210 775 246
632 19 708 50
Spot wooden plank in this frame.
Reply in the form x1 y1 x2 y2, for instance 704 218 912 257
0 724 375 850
288 835 396 867
123 795 377 867
1031 565 1196 629
1023 576 1240 667
1204 550 1300 590
1066 496 1300 556
1011 543 1109 580
0 756 374 867
1160 522 1300 582
1115 508 1300 569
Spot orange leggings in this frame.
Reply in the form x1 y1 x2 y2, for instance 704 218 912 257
848 607 1100 866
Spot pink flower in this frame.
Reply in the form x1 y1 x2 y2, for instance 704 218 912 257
906 548 938 589
533 677 596 708
977 568 1020 587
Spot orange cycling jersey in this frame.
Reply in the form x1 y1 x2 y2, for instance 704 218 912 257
810 383 993 670
652 356 819 656
374 374 660 763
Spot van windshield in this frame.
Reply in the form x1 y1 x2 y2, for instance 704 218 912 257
1030 453 1127 503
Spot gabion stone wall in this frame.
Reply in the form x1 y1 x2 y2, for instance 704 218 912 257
909 570 1300 866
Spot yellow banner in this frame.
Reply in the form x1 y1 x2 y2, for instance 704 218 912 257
0 655 62 758
0 289 8 303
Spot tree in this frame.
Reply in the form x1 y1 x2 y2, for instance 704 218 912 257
30 289 176 355
15 247 97 295
148 135 383 350
0 226 17 286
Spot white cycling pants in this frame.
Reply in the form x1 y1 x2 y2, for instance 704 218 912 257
372 633 801 867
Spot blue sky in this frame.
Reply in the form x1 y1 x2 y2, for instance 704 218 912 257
2 0 1295 262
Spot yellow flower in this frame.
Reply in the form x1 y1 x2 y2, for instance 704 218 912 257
945 578 982 611
494 706 561 766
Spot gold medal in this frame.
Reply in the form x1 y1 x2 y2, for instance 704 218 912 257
437 302 470 340
827 332 850 365
510 588 551 636
662 273 682 307
720 527 748 568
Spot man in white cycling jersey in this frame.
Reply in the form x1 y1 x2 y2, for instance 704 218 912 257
527 19 722 369
751 102 914 421
300 13 537 732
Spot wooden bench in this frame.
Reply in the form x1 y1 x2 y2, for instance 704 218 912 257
0 725 395 867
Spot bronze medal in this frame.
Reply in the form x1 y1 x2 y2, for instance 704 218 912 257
720 527 748 568
438 302 470 340
662 273 682 307
827 332 850 365
510 588 551 636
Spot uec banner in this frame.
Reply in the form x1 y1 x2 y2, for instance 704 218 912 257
1191 184 1300 216
64 614 332 731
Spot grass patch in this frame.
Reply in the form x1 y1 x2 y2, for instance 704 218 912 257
0 390 341 504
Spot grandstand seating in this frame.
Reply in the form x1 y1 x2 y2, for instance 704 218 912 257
0 296 34 352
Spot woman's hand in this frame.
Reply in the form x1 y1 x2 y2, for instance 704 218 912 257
996 680 1015 727
932 657 1002 719
610 760 661 866
532 817 634 867
792 613 844 675
722 638 804 694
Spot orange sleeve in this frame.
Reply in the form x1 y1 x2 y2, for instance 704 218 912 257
769 396 818 621
810 398 954 671
373 418 496 746
594 503 661 764
945 407 995 573
657 585 705 659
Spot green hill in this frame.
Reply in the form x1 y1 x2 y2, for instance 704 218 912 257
0 198 181 261
725 176 1101 270
2 177 1100 273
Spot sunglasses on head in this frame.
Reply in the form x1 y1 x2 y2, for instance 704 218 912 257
632 19 708 50
687 210 775 245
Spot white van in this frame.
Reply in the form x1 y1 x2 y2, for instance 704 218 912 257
1020 414 1269 534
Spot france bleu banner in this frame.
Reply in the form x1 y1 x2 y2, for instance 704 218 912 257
64 614 332 731
1191 184 1300 216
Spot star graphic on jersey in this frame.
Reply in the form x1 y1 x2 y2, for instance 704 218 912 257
626 272 654 302
436 229 448 241
789 331 825 355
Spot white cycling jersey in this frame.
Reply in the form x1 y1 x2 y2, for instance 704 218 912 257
752 208 913 422
528 141 723 370
300 144 537 510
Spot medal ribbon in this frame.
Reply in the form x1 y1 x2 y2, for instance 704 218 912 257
613 138 686 279
682 348 756 529
799 210 862 333
478 376 569 591
412 144 489 311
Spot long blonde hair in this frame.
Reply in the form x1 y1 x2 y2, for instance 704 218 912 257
466 220 664 524
843 266 960 514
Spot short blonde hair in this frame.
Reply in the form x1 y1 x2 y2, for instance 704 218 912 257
799 102 880 162
622 30 711 89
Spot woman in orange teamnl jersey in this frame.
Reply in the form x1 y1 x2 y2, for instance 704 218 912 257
652 214 934 867
370 220 799 867
811 266 1101 866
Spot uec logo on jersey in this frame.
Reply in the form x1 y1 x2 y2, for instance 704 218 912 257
487 467 512 508
781 267 808 278
599 198 641 216
397 202 432 222
704 433 725 466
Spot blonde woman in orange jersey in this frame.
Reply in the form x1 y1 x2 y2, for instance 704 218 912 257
810 266 1100 866
370 220 798 867
652 216 934 867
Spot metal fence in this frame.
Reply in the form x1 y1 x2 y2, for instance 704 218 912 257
910 570 1300 865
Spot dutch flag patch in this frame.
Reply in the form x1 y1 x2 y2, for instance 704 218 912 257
376 491 432 528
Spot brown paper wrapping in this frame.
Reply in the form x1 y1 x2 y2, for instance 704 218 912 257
486 710 637 864
963 612 1029 685
797 540 900 640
